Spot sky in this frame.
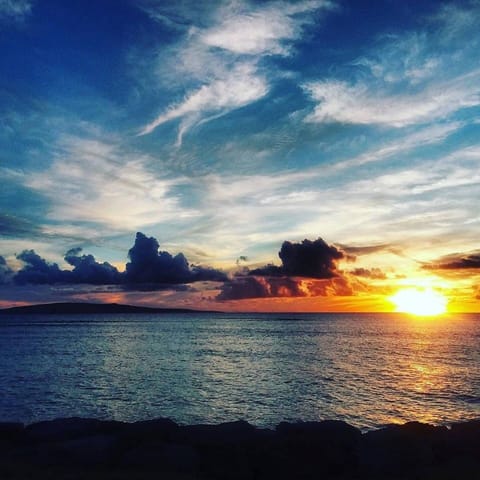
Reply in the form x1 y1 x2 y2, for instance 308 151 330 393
0 0 479 312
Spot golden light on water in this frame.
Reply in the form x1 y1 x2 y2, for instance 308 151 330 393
390 287 447 316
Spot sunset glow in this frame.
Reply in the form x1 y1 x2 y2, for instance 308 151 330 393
390 288 448 316
0 0 479 312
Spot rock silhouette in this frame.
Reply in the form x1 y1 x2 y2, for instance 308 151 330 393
1 417 480 479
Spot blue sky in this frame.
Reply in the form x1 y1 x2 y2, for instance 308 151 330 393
1 0 479 311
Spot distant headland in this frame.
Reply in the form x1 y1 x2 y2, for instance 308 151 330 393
0 302 220 315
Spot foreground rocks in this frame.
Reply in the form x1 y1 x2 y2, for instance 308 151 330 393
0 417 479 479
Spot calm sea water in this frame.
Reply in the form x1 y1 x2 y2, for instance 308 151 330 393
0 312 479 430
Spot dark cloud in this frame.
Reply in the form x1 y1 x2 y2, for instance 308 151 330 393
0 255 13 284
0 214 42 238
217 275 354 301
218 276 306 300
249 264 283 276
120 283 194 292
218 237 355 301
424 251 480 270
14 250 67 285
251 238 344 279
349 267 387 280
9 232 226 287
125 232 227 284
15 249 121 286
217 277 270 300
64 248 123 284
0 214 103 246
236 255 248 265
305 277 354 297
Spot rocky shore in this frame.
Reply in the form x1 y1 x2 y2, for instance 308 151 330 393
1 417 479 479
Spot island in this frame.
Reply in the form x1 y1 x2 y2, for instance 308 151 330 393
0 302 220 315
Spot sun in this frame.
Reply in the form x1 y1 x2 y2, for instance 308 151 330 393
390 288 447 316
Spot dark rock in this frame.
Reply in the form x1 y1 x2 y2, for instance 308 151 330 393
178 420 257 446
276 419 361 443
359 421 448 477
161 443 200 473
272 421 362 478
176 421 257 479
445 419 480 459
7 443 67 467
122 442 200 473
58 434 118 466
0 422 24 443
5 434 118 468
449 419 480 444
25 417 123 443
2 416 480 479
121 417 178 443
121 443 166 468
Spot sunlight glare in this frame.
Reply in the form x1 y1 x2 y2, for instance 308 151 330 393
390 288 447 316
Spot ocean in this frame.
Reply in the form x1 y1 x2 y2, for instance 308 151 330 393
1 312 479 430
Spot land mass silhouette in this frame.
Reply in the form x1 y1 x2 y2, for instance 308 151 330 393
0 302 220 315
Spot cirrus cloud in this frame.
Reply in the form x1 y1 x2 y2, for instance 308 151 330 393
304 73 480 127
139 0 334 143
0 0 32 23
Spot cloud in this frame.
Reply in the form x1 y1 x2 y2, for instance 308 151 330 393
64 248 123 285
0 255 13 284
174 120 461 261
217 275 306 300
24 135 195 232
251 237 344 279
0 0 32 23
10 232 226 287
14 248 123 286
348 267 386 280
14 250 66 285
139 0 333 142
337 243 392 257
0 213 42 238
200 0 330 56
218 237 348 300
125 232 227 284
217 274 353 300
303 73 480 127
303 2 480 128
424 250 480 270
430 2 480 41
139 64 268 137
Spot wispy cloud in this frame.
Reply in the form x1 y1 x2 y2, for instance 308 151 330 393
138 0 333 143
430 2 480 41
24 135 196 232
304 2 480 128
0 0 32 23
162 119 464 262
304 71 480 127
200 0 331 55
139 63 268 140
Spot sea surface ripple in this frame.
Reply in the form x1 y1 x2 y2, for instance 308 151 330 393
1 312 479 429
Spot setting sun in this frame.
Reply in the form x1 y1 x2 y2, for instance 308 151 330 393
390 288 448 316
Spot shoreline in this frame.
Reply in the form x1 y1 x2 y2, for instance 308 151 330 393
1 416 479 479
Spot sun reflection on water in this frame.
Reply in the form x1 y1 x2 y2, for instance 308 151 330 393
1 313 479 429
